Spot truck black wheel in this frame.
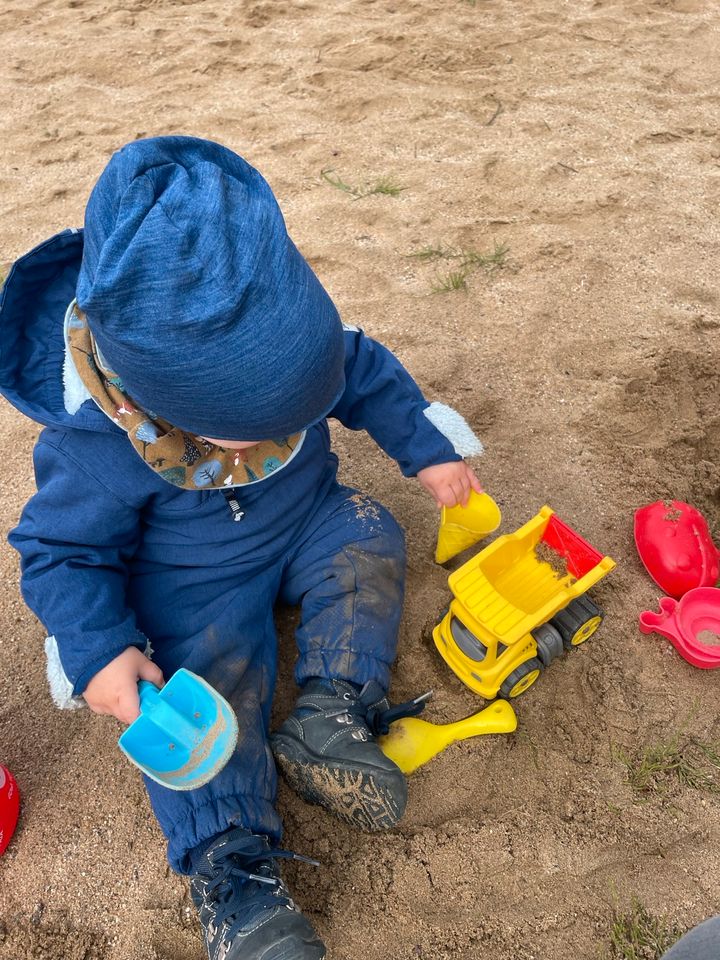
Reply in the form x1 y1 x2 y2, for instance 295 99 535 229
550 595 604 650
499 657 543 699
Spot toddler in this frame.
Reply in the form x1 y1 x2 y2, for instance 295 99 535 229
0 136 482 960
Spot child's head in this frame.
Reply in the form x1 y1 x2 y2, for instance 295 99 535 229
76 136 345 440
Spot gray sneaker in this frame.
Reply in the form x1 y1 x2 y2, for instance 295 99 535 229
271 679 426 832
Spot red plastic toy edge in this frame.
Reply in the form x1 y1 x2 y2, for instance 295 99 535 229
665 631 720 669
541 514 604 580
0 766 20 856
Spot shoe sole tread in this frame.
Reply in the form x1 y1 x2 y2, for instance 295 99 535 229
272 736 406 831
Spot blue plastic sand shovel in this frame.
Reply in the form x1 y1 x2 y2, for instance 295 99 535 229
118 669 238 791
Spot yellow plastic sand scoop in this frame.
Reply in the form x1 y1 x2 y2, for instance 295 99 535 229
435 490 502 564
378 699 517 774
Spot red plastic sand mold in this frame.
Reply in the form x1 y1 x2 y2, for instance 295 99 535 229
634 499 720 599
635 500 720 669
639 587 720 670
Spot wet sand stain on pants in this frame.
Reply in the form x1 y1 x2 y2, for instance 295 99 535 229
128 483 405 873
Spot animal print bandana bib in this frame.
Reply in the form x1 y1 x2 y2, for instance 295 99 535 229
66 303 303 489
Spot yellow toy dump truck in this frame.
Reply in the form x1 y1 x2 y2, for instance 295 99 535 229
433 506 616 699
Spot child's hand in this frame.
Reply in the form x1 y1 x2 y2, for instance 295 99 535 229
417 461 483 508
83 647 165 725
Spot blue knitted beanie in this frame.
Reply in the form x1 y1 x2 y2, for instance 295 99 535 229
76 136 345 439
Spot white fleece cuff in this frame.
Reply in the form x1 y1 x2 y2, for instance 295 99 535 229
62 300 92 415
45 635 85 710
44 634 155 711
423 402 484 457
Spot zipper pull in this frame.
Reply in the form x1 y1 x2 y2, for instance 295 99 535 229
221 488 245 522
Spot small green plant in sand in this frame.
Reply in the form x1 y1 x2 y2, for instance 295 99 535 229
408 241 509 293
608 899 682 960
614 732 720 797
320 169 405 200
461 243 509 270
408 244 454 262
431 270 468 294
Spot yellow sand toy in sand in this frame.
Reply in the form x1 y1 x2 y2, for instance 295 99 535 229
378 699 517 774
380 506 613 774
435 490 502 564
434 506 616 699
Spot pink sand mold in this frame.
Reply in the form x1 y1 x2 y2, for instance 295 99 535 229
634 500 720 600
639 586 720 669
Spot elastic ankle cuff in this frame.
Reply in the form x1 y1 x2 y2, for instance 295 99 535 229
301 677 362 695
167 793 282 875
295 651 392 692
189 832 225 872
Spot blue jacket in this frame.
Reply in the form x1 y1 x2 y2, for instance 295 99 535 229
0 230 481 700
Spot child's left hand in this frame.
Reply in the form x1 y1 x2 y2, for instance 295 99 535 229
417 461 483 509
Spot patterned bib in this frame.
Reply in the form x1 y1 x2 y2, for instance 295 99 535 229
66 303 303 489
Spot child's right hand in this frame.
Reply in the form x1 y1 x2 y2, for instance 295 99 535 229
83 647 165 725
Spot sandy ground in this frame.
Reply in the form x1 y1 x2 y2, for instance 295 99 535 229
1 0 720 958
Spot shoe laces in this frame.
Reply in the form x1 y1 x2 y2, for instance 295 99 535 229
337 683 433 737
203 834 319 939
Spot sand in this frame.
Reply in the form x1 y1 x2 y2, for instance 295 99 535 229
1 0 720 958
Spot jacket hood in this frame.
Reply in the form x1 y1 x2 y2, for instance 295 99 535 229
0 229 118 433
76 136 346 440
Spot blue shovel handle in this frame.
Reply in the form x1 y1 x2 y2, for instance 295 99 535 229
137 680 202 745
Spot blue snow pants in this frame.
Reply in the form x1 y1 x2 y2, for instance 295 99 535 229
126 482 405 873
